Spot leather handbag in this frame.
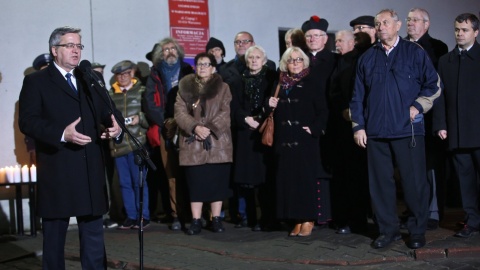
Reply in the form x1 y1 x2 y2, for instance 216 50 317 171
259 84 280 146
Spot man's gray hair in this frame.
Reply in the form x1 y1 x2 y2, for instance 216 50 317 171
152 37 185 65
49 26 81 55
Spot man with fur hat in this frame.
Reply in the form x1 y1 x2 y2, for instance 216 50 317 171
301 15 336 228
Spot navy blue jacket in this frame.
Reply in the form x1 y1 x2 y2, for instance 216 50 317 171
350 37 441 139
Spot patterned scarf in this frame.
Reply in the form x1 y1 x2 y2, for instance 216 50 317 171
279 67 310 90
243 66 267 110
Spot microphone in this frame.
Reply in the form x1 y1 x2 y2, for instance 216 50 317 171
79 60 105 88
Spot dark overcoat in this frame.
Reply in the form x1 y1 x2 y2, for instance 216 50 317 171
231 68 277 185
274 72 326 219
19 64 122 218
433 42 480 150
308 49 335 177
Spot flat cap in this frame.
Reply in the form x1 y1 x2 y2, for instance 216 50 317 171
111 60 136 74
32 53 52 71
302 15 329 33
91 62 106 69
350 15 375 28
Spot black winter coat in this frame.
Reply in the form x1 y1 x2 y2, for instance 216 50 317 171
231 67 277 185
274 71 326 219
19 65 123 218
433 42 480 149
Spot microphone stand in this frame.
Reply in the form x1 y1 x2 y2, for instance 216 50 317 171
83 71 155 270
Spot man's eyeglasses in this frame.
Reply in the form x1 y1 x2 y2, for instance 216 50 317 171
163 47 177 53
305 33 326 40
353 26 374 31
197 62 212 68
286 57 304 64
115 70 132 77
56 43 84 50
405 17 427 23
234 39 252 45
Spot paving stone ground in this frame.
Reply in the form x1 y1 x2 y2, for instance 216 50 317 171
1 207 480 269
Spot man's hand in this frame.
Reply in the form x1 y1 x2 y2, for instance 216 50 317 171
64 117 92 145
101 114 122 139
437 130 447 140
354 129 367 148
410 106 420 122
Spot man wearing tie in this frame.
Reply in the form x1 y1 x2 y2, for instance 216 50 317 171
18 26 123 269
433 13 480 238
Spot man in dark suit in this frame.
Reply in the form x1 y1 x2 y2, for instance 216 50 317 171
404 7 449 230
433 13 480 238
18 26 122 269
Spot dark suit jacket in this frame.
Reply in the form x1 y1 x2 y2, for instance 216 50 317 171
19 64 123 218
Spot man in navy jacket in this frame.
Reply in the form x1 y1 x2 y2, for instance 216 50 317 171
350 9 441 250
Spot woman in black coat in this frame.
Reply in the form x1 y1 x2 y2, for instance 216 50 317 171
268 46 327 237
231 45 277 230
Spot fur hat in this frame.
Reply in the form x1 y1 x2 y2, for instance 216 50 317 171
301 15 329 33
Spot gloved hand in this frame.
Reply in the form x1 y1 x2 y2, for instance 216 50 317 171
203 135 212 151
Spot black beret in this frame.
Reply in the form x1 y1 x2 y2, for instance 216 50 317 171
32 53 52 71
146 43 160 61
205 37 226 57
350 15 375 28
111 60 136 74
301 15 329 33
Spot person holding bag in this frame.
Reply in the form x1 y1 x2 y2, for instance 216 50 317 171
269 46 328 237
231 45 278 231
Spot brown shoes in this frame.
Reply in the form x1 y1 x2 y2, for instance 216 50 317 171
298 221 314 237
289 223 302 236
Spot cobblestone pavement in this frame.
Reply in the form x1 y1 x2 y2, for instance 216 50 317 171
1 208 480 269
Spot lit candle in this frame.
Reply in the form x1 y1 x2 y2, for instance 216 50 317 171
0 168 5 184
22 165 29 182
30 165 37 182
14 165 21 183
6 166 14 183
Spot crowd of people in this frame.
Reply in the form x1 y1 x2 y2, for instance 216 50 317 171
18 7 480 269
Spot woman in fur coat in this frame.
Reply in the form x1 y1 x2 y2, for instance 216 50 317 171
174 52 233 235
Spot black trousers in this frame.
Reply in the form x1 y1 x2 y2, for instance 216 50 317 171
42 215 106 270
452 148 480 229
367 136 429 235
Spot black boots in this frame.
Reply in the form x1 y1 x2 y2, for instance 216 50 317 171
187 218 202 235
212 216 225 233
188 216 225 235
